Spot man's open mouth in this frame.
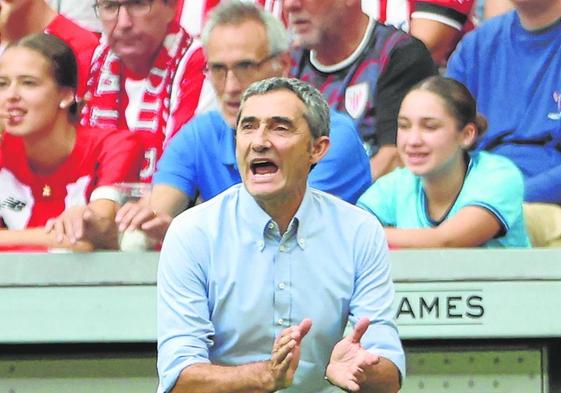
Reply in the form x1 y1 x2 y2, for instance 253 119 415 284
251 159 279 175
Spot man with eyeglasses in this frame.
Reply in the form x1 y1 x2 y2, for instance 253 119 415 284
80 0 214 182
115 1 371 244
0 0 99 98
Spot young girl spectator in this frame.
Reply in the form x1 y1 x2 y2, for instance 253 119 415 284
357 76 530 248
0 33 142 251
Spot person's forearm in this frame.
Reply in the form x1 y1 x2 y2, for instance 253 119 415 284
149 184 191 217
410 19 461 66
360 357 401 393
384 227 446 248
0 228 93 251
172 362 274 393
86 199 120 249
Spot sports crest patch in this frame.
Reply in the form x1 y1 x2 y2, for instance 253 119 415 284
345 82 369 119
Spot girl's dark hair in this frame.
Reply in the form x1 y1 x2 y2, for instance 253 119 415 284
408 76 487 149
10 33 79 122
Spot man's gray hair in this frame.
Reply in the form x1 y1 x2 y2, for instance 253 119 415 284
238 77 330 139
201 1 289 56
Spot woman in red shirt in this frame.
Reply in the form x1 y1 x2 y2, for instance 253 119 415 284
0 33 143 251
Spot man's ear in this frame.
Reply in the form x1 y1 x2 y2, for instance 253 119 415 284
310 136 330 164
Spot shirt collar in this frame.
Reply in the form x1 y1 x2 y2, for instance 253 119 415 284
309 17 375 72
238 186 317 251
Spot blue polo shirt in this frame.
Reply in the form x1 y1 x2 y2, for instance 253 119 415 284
153 110 371 204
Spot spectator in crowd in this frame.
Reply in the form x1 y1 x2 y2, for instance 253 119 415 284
0 0 99 97
362 0 476 66
0 34 142 251
157 77 404 393
446 0 561 246
358 76 530 248
286 0 437 180
176 0 473 65
115 1 371 243
47 0 102 33
80 0 215 182
175 0 284 37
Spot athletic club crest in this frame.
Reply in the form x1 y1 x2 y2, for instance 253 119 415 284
345 83 369 119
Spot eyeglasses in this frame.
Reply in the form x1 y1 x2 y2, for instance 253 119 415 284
93 0 153 21
205 54 278 85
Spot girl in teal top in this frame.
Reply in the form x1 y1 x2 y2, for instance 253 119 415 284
357 76 530 248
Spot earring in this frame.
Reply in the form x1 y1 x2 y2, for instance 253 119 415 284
59 101 68 109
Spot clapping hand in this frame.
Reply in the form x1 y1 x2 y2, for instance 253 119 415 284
325 317 380 392
268 319 312 391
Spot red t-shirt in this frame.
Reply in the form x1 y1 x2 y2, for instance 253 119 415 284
0 127 143 229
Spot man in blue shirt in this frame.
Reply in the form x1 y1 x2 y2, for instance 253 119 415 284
157 77 403 392
446 0 561 245
115 1 371 243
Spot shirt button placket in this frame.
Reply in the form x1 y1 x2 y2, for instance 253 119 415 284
273 241 291 332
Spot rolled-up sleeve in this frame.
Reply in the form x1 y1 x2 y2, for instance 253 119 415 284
157 217 214 392
349 219 406 378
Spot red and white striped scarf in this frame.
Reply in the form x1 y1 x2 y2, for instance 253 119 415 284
80 22 192 136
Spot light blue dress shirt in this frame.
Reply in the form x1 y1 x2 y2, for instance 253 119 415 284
157 184 405 392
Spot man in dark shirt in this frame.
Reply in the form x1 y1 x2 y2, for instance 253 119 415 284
286 0 437 179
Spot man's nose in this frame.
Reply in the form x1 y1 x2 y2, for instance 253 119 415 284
251 127 272 151
114 5 134 29
223 69 244 95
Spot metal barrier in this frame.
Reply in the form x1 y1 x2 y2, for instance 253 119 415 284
1 250 560 392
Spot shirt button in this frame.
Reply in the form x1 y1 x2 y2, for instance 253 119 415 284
257 240 264 248
298 239 305 247
278 282 286 290
277 318 285 326
268 222 275 229
279 245 286 252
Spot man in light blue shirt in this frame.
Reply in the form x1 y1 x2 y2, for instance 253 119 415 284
157 77 404 392
115 1 371 244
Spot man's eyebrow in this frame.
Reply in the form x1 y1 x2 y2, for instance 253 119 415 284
238 115 296 125
239 115 258 123
269 116 294 125
208 58 256 66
